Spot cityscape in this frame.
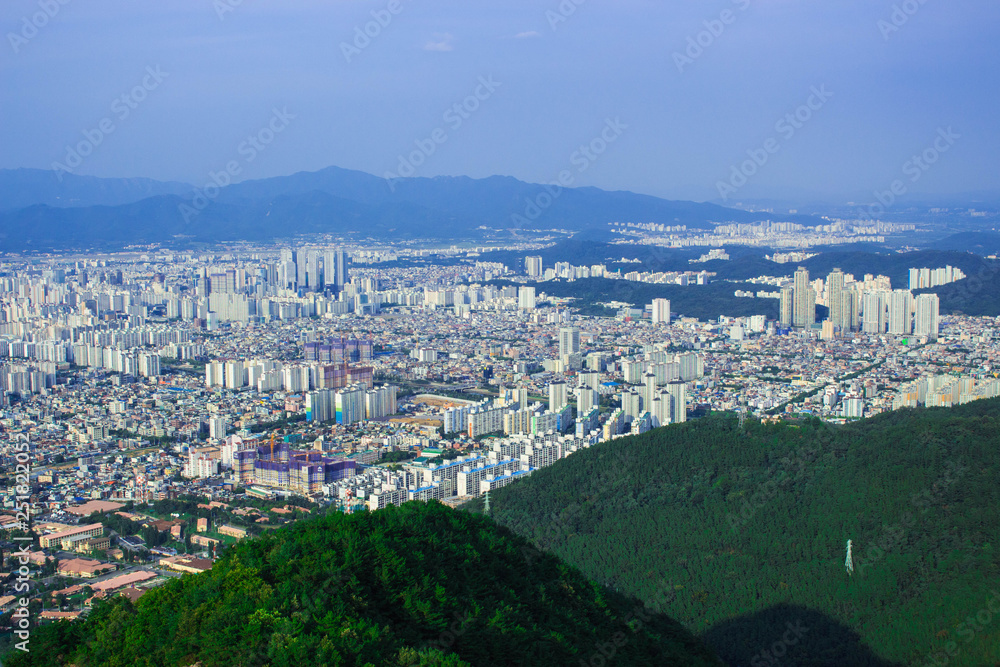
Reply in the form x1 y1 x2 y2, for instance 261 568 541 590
2 2 999 666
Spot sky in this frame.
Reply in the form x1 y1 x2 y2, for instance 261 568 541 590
2 0 998 205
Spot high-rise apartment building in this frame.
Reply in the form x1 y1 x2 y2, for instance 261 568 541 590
296 246 311 290
643 373 657 413
676 352 703 382
559 326 580 357
914 293 940 340
322 248 349 292
324 250 338 290
888 289 913 335
793 267 816 328
651 298 671 324
335 385 366 425
779 285 794 328
577 388 598 415
862 291 888 334
650 390 673 427
621 390 643 421
518 286 536 310
666 381 687 424
525 256 543 277
549 381 567 412
842 289 860 332
334 248 348 290
826 268 846 331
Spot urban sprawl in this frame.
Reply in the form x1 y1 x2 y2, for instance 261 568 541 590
1 242 998 621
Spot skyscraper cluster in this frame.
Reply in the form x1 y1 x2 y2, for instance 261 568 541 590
861 291 939 339
908 265 966 290
779 267 817 329
779 266 939 340
277 246 350 293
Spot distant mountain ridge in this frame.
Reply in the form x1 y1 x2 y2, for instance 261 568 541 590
0 168 192 210
0 166 819 251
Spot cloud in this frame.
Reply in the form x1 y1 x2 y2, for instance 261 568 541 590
423 33 454 51
513 31 541 39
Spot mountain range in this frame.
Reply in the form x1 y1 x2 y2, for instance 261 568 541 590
0 167 817 251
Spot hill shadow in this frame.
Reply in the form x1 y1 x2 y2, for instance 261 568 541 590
701 603 903 667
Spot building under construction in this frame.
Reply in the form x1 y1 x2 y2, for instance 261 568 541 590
249 439 356 495
314 364 374 391
304 336 374 364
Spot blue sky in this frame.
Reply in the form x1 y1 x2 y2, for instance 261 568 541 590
2 0 998 204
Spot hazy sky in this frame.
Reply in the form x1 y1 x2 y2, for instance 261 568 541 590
2 0 998 204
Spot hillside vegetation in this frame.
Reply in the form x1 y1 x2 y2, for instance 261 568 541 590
488 277 808 321
2 502 719 667
469 399 1000 666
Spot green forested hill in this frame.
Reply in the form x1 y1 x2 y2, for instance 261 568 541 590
2 502 720 667
468 399 1000 667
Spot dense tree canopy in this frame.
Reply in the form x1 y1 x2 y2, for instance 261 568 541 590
3 502 719 667
468 399 1000 666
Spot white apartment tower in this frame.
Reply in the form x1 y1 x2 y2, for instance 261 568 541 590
888 289 913 335
559 326 580 357
651 298 671 324
914 293 940 341
518 286 536 310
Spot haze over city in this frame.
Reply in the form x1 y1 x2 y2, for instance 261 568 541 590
2 0 999 204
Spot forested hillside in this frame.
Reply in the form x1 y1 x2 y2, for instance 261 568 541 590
487 278 816 321
2 502 720 667
469 399 1000 667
